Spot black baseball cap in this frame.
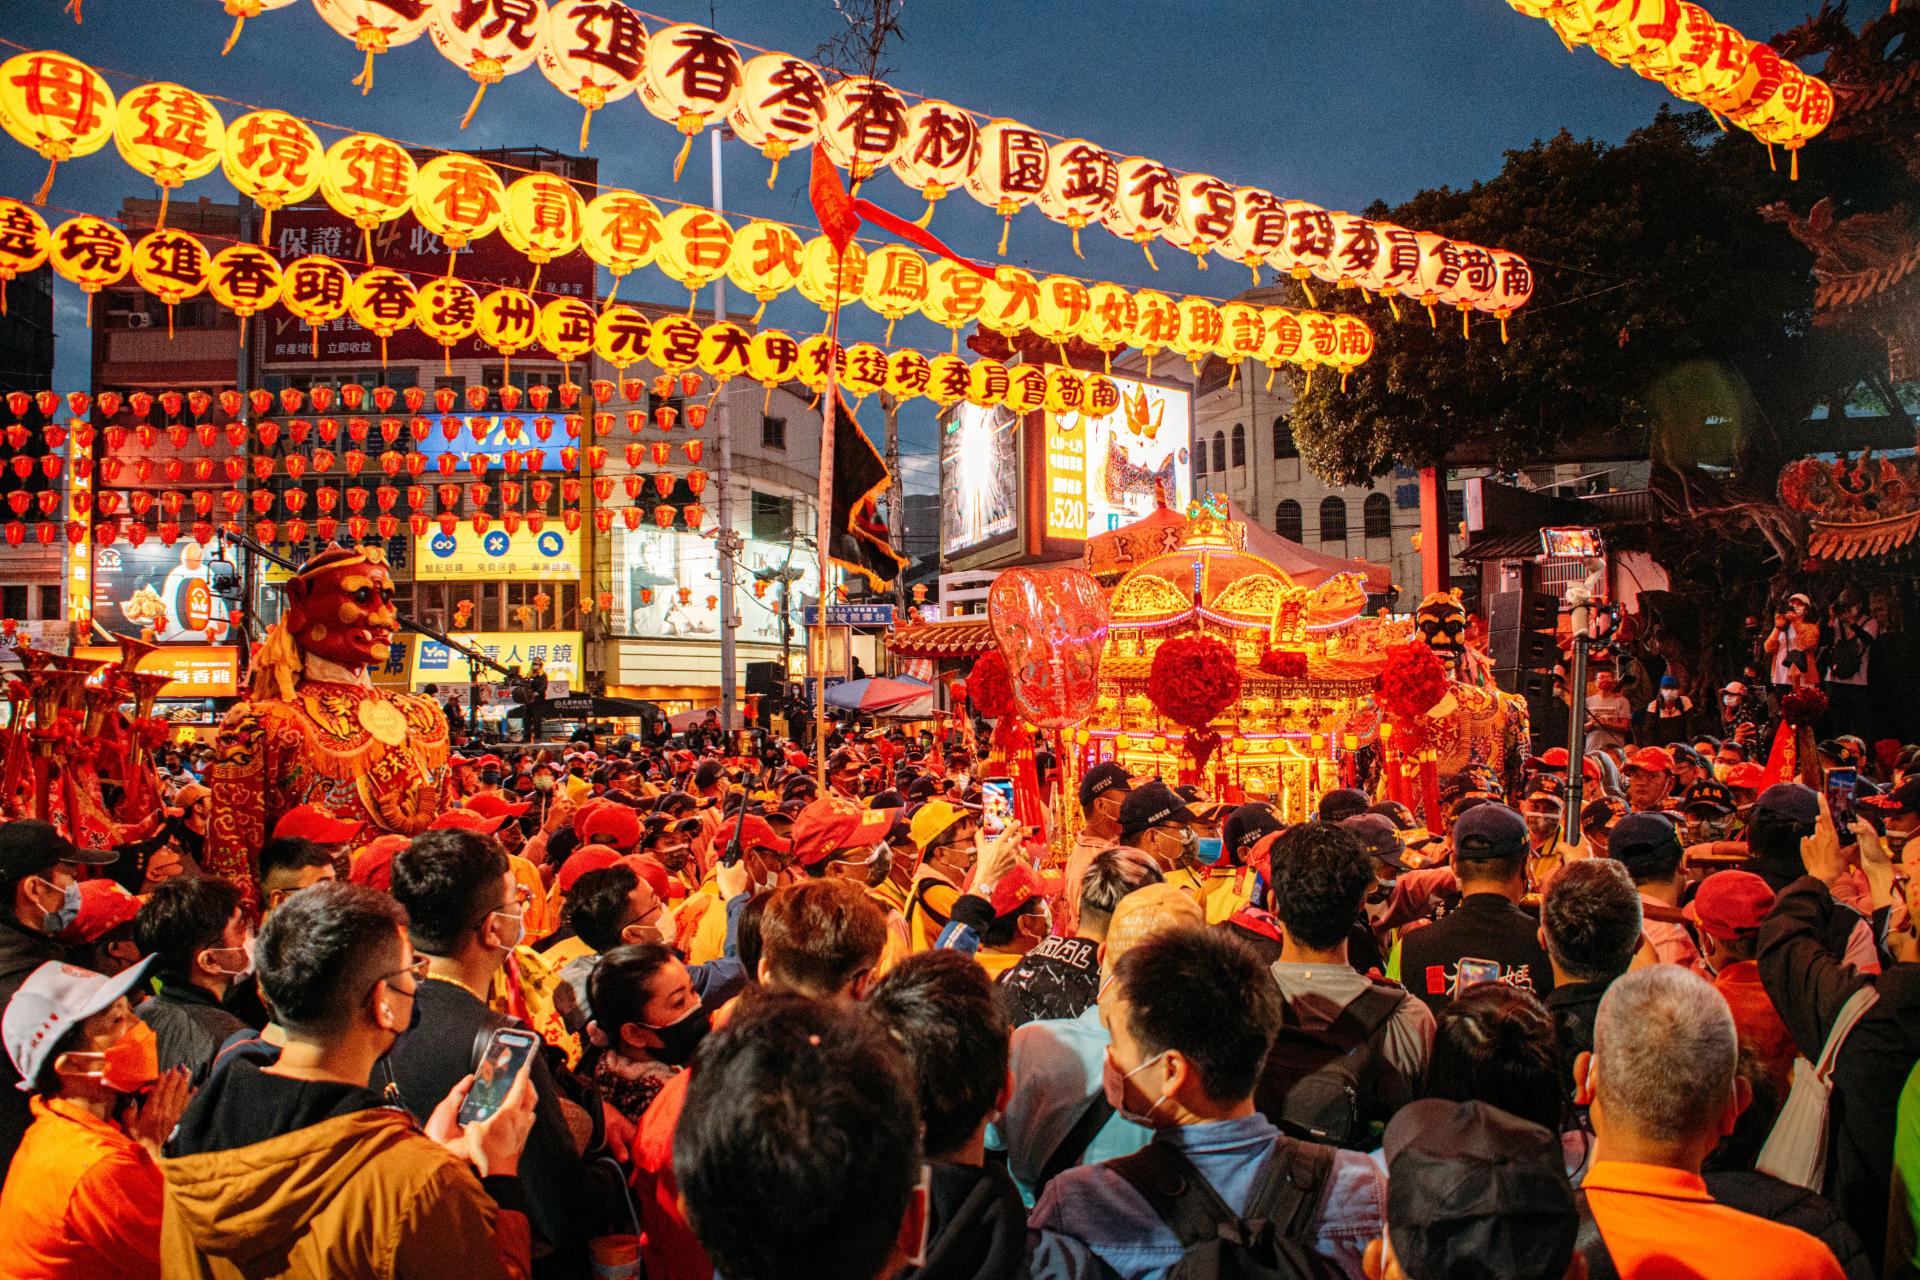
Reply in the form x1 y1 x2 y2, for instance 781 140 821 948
1079 761 1133 813
1754 782 1818 828
1384 1099 1576 1280
1117 781 1196 839
1317 787 1371 824
0 819 117 880
1681 780 1737 816
1221 804 1284 860
1368 800 1416 831
1450 803 1528 862
1341 813 1410 871
1607 812 1684 874
1865 778 1920 818
693 759 726 789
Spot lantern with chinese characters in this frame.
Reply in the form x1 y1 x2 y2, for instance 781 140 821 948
861 244 929 342
477 286 539 360
1758 74 1834 179
1258 306 1302 389
346 266 417 364
1171 297 1224 373
313 0 435 91
1329 314 1375 390
593 303 651 371
981 266 1040 337
891 99 978 226
413 153 505 260
1220 187 1287 285
820 75 910 189
925 353 970 408
639 23 744 179
320 133 417 261
648 314 703 372
217 0 300 55
0 51 116 204
1688 25 1766 117
843 343 888 401
1216 301 1265 382
1127 290 1181 373
919 256 988 351
583 189 663 301
657 207 734 305
429 0 550 129
726 220 802 322
965 119 1049 255
1445 243 1499 336
884 349 931 402
795 235 866 311
1081 283 1138 369
222 110 322 243
1586 0 1680 66
1355 221 1421 316
500 171 585 289
537 0 645 149
0 201 50 317
1270 201 1336 304
727 53 827 187
113 82 225 228
1101 155 1178 269
1043 364 1087 415
1481 251 1535 341
1293 311 1339 391
131 229 209 338
697 320 753 384
1642 2 1715 83
1029 276 1091 354
964 358 1010 408
1035 139 1117 259
748 328 801 391
1164 173 1236 269
1004 364 1047 415
796 334 844 394
1411 233 1463 323
49 215 130 323
537 296 596 369
1323 212 1381 294
414 275 480 372
207 242 282 336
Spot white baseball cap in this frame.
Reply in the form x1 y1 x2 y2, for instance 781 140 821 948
3 955 154 1092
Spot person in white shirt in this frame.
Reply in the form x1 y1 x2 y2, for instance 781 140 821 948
1584 670 1632 755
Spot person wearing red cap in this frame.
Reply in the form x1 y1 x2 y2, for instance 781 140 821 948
58 880 144 979
1685 871 1794 1091
269 804 363 879
1623 747 1679 815
971 864 1052 978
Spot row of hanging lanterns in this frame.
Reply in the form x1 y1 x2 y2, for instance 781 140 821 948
1503 1 1832 176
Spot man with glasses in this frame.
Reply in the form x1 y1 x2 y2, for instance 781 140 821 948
1117 782 1206 900
387 828 628 1277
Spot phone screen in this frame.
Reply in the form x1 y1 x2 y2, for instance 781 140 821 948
981 777 1014 837
459 1028 538 1125
1826 768 1858 845
1454 958 1502 994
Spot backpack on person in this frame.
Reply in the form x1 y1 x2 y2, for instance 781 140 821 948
1108 1138 1344 1280
1254 985 1404 1150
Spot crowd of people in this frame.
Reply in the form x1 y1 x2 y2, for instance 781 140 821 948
1 694 1918 1280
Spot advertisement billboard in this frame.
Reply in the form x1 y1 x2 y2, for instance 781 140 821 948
409 630 582 693
413 524 580 581
611 525 814 645
76 645 240 698
91 541 237 642
939 401 1022 558
1048 375 1191 540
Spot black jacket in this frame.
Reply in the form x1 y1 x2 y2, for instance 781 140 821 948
1398 892 1554 1011
1545 979 1611 1063
1703 1170 1873 1280
1758 875 1920 1268
138 978 251 1085
0 917 63 1168
904 1160 1028 1280
996 937 1099 1028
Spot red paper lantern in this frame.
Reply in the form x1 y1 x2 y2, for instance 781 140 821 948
654 504 675 528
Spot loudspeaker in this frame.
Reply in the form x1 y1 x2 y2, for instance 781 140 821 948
1494 668 1556 699
745 661 784 696
1489 628 1558 671
1488 589 1558 635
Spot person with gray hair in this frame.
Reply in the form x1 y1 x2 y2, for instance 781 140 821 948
1571 965 1846 1280
1540 858 1643 1062
998 848 1163 1028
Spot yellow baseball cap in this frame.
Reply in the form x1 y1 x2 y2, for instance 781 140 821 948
908 799 975 851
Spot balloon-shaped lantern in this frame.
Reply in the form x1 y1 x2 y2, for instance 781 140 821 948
281 254 352 357
320 133 417 261
1035 138 1117 259
47 214 130 324
207 242 283 337
413 153 505 266
582 189 663 302
414 275 480 373
639 23 744 180
130 229 209 338
500 171 585 290
222 110 323 243
594 303 651 371
346 266 418 365
312 0 434 94
891 99 977 227
1164 173 1236 269
429 0 551 129
537 296 596 370
965 119 1049 255
217 0 299 57
727 52 827 187
861 244 929 343
1100 155 1177 269
0 50 116 204
656 207 735 307
820 75 911 191
537 0 645 148
0 200 50 317
726 220 802 322
113 82 225 229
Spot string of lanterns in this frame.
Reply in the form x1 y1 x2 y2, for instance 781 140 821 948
0 37 1533 334
1501 1 1832 177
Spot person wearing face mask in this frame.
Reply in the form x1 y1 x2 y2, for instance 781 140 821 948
1028 926 1387 1280
160 881 538 1280
1766 590 1821 697
1646 674 1695 739
131 876 256 1085
583 942 711 1126
1062 764 1132 935
1679 779 1741 849
0 955 191 1280
386 828 629 1276
1116 782 1207 900
1683 870 1794 1090
904 800 983 953
58 879 145 980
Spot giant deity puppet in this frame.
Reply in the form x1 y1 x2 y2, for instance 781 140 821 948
205 546 450 910
1413 591 1530 798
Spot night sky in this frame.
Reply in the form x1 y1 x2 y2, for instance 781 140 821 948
0 0 1825 491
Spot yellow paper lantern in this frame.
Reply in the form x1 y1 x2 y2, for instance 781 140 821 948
1447 242 1499 334
697 320 753 382
113 83 225 229
981 265 1041 336
1716 41 1787 121
312 0 433 93
536 295 596 366
428 0 550 130
592 302 651 371
1083 282 1139 365
0 50 116 204
1270 200 1336 304
891 99 978 225
796 333 845 392
1412 232 1463 319
49 215 131 323
920 256 988 349
130 229 209 337
1004 364 1048 414
820 76 911 187
1294 311 1340 392
925 353 971 407
748 328 801 388
1217 301 1265 375
884 349 931 402
639 23 744 179
415 275 481 371
1355 221 1421 309
537 0 645 149
727 53 828 187
965 359 1010 408
795 234 867 311
1035 138 1117 258
500 171 586 287
321 133 418 261
1171 296 1224 371
413 153 505 256
1043 364 1087 415
726 220 802 321
1642 3 1715 84
281 254 352 356
657 207 735 304
222 110 323 243
1084 372 1120 418
476 286 540 358
206 242 282 328
1323 213 1381 293
1476 250 1536 341
1258 306 1303 389
583 189 664 300
861 244 930 342
648 313 704 371
1164 173 1237 268
1586 0 1677 67
1222 187 1287 285
1029 276 1092 349
1100 155 1178 268
346 265 417 365
0 200 51 317
1330 314 1375 389
1127 290 1182 370
843 343 888 399
1748 73 1834 177
965 119 1050 255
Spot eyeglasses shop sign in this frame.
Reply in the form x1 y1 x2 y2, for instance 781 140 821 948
413 525 580 580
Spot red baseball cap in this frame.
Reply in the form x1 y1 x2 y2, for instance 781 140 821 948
622 853 671 900
990 864 1042 918
785 750 810 770
713 812 791 856
1625 747 1675 775
430 809 509 836
1527 747 1602 781
556 844 622 894
272 803 363 845
1685 870 1775 940
789 796 899 868
57 879 141 944
1725 762 1766 791
577 802 642 852
467 792 531 820
349 834 410 892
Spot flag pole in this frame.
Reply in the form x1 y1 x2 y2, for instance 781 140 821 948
815 262 842 788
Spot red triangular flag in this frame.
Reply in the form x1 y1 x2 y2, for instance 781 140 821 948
810 143 860 253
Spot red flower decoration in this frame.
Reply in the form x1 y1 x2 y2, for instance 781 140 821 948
1379 642 1449 721
1780 686 1828 728
967 653 1016 720
1259 648 1309 679
1148 635 1241 731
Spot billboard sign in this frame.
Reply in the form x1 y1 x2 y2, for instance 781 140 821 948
611 525 814 645
416 413 571 473
939 401 1022 557
91 541 237 642
1046 375 1192 540
413 524 580 581
76 645 240 698
409 630 581 693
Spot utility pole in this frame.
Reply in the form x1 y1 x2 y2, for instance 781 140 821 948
712 128 738 732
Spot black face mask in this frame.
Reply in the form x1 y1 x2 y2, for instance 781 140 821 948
644 1004 712 1067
